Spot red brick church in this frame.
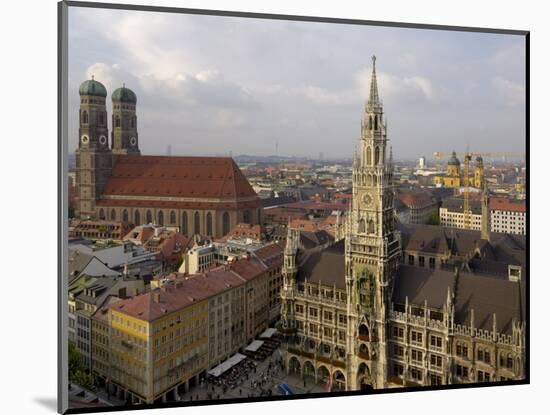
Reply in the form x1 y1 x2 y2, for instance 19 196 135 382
75 78 261 238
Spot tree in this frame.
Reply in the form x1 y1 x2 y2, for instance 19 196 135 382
68 342 95 390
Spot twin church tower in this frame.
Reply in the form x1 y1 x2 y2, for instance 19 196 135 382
75 79 140 218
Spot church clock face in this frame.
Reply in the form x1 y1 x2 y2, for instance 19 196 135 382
130 137 137 146
99 135 107 145
81 135 89 144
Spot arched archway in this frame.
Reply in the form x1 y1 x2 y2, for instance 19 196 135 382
134 210 140 226
358 219 365 233
317 365 330 386
359 324 369 340
158 211 164 226
110 209 116 221
357 363 372 390
303 361 315 380
332 370 346 391
288 356 301 376
122 209 128 223
368 219 375 234
146 210 152 224
99 208 105 220
170 211 176 225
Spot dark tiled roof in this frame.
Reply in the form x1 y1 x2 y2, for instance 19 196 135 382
393 265 455 309
392 264 524 335
296 240 346 289
300 230 334 250
454 272 523 334
442 197 481 214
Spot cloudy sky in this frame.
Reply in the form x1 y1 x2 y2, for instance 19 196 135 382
68 7 526 160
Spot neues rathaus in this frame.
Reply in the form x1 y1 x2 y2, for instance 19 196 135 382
280 56 526 390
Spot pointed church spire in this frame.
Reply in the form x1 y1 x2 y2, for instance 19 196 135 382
368 55 380 110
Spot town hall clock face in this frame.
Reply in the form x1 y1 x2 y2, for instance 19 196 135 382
99 135 107 145
362 193 373 206
80 135 89 144
130 137 137 146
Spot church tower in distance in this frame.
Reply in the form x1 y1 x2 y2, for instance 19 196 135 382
344 56 401 389
111 85 140 155
75 77 113 219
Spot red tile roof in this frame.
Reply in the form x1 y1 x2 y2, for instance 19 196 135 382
490 198 526 213
110 256 269 321
396 191 435 209
100 155 259 206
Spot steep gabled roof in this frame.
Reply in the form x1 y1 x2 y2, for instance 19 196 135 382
102 155 258 201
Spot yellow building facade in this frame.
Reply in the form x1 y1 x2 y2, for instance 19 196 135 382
107 296 208 404
433 152 484 188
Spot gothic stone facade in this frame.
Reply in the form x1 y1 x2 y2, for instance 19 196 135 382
279 57 525 391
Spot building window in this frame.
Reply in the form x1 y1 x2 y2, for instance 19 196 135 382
158 210 164 226
392 326 404 339
411 367 422 382
295 304 304 314
430 354 442 368
182 212 188 235
430 335 442 350
110 209 116 221
194 211 200 234
411 331 423 344
411 349 423 363
408 255 414 266
456 364 468 378
122 209 128 222
222 212 230 236
243 210 251 224
429 257 436 269
169 210 176 225
418 256 425 267
131 116 136 129
99 208 105 220
430 374 442 385
206 212 213 236
323 311 333 321
99 111 104 125
82 110 88 124
309 308 318 318
134 210 140 226
115 115 120 128
146 210 152 224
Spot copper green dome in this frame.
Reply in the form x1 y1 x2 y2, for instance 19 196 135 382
79 78 107 97
112 85 137 103
448 151 460 166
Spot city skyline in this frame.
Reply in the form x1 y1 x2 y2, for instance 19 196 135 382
68 7 526 160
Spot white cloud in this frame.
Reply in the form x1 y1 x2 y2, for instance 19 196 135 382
492 77 525 107
354 67 440 104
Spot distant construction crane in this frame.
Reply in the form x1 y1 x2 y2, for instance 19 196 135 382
433 150 524 230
